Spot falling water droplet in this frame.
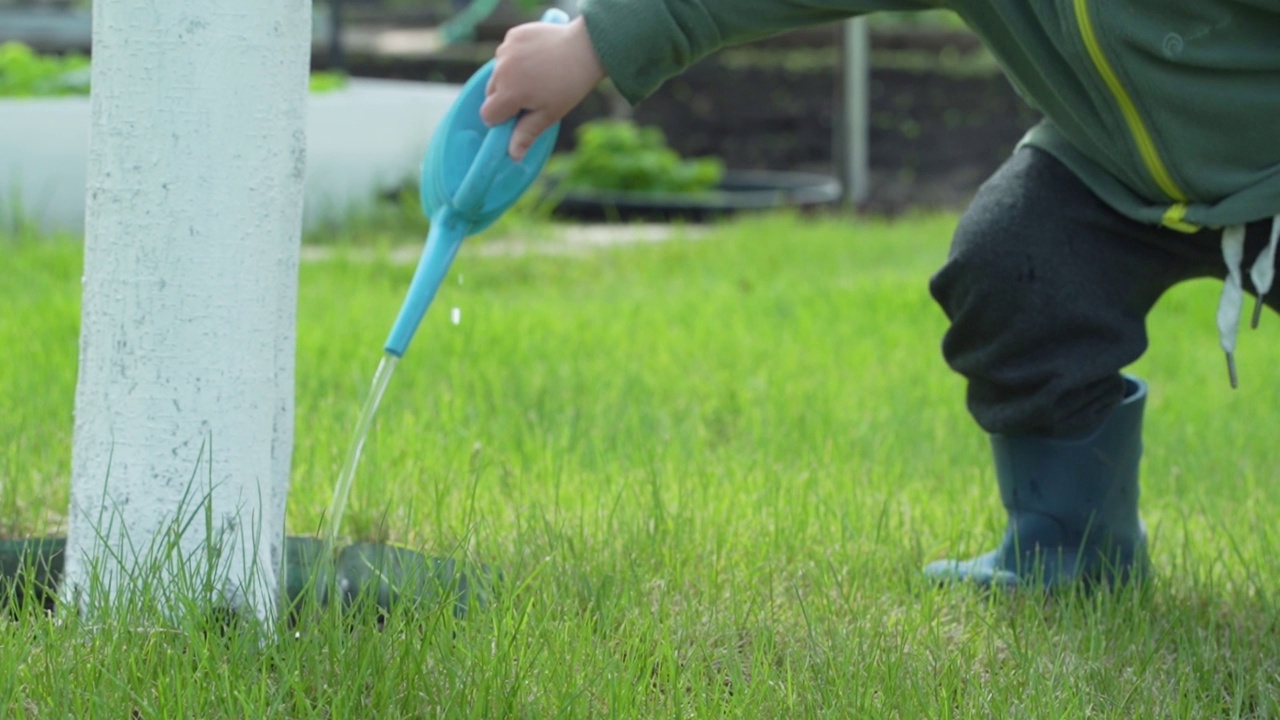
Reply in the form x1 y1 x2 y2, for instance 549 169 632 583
451 307 461 325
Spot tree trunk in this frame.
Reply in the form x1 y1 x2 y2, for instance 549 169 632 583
63 0 311 625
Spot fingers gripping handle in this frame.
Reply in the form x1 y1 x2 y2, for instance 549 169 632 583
452 7 570 213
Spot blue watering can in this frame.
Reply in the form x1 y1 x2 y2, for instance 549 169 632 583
383 7 569 357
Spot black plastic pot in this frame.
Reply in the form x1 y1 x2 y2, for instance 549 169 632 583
283 538 496 619
0 538 63 613
0 536 494 619
547 169 844 223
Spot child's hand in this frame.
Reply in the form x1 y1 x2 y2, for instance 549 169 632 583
480 16 606 161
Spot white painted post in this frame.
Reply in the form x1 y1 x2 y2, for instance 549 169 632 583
63 0 311 625
838 18 871 204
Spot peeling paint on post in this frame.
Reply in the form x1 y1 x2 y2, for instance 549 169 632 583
64 0 311 625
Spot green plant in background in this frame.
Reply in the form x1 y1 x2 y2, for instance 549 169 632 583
308 70 349 94
870 8 969 29
546 119 725 194
0 42 89 97
0 42 349 97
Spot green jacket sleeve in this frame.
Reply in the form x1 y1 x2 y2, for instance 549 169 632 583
580 0 942 103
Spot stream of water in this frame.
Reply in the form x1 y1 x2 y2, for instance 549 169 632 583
324 352 400 548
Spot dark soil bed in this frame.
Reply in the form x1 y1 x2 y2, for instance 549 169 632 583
326 25 1041 216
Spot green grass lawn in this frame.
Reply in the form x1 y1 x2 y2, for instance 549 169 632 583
6 213 1280 717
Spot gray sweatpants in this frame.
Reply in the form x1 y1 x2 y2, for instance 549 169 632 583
929 146 1278 437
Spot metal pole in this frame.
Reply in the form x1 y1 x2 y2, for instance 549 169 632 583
838 18 870 205
330 0 345 71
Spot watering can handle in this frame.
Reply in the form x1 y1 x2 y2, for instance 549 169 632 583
452 121 515 214
451 7 570 215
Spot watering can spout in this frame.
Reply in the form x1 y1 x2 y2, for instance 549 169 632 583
384 208 464 358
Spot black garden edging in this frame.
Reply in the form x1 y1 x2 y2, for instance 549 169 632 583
546 169 844 223
0 536 496 619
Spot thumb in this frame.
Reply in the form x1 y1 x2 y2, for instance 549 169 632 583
509 109 555 162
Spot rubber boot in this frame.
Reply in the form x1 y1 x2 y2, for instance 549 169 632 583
924 376 1151 590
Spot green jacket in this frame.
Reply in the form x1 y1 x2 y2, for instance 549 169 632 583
580 0 1280 230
